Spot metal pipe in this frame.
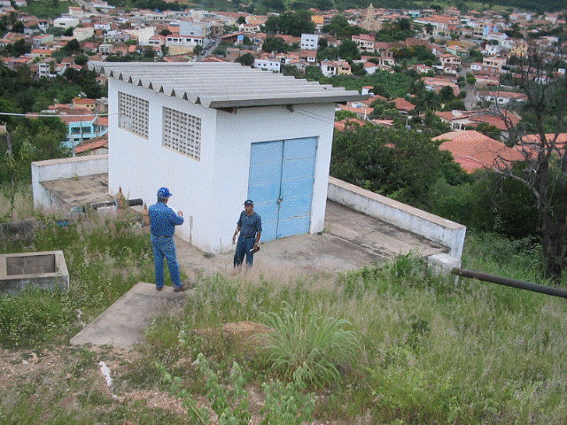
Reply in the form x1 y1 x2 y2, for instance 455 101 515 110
451 267 567 299
127 198 143 207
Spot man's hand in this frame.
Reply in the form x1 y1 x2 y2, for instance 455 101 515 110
178 210 183 217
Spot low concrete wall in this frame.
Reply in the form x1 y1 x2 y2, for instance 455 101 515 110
31 154 108 210
328 177 466 260
0 250 69 295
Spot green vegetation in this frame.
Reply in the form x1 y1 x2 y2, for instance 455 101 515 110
0 212 155 348
21 0 71 19
2 189 567 423
331 125 470 207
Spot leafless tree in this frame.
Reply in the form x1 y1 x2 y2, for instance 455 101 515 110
494 41 567 282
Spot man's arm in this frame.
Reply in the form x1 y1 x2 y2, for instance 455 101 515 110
232 225 241 245
254 215 262 247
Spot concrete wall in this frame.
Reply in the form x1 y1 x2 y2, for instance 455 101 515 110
328 177 466 259
107 78 336 254
0 250 69 295
31 155 109 210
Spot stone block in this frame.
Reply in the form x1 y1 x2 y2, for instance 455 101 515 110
0 250 69 295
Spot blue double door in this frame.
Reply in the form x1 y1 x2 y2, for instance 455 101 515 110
248 137 317 242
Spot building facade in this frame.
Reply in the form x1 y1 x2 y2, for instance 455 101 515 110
90 62 366 253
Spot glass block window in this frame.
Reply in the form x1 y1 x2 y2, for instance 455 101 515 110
118 92 149 138
162 107 201 161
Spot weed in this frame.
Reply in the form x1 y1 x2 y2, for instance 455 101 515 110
258 302 361 388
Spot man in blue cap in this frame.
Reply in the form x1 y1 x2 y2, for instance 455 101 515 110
148 187 188 292
232 199 262 271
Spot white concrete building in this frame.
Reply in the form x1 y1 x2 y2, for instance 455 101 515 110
73 27 95 42
300 33 319 50
89 61 366 253
254 58 281 72
54 17 80 29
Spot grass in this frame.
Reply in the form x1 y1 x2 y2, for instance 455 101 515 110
2 189 567 423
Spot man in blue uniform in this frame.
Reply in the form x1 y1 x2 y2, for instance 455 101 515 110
232 199 262 271
148 187 188 292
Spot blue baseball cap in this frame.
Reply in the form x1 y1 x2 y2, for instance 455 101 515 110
157 187 172 198
244 199 253 206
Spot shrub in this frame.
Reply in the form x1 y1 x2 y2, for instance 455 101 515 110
258 302 361 388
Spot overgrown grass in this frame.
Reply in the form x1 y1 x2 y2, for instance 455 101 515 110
141 249 567 423
0 210 155 348
2 204 567 423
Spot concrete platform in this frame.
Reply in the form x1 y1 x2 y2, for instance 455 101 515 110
70 282 189 347
70 201 447 348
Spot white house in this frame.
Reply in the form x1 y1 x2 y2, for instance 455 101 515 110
300 34 319 50
254 58 281 72
88 61 366 253
54 17 80 29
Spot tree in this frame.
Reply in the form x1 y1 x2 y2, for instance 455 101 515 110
237 15 246 25
337 39 360 61
74 54 89 66
330 125 468 206
495 42 567 282
262 37 288 53
236 52 255 66
322 15 360 39
62 38 81 53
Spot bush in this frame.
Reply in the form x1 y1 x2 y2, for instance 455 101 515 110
259 302 361 388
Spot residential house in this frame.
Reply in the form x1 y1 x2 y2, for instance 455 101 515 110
73 98 97 110
439 53 461 74
391 97 416 114
30 48 53 59
89 61 366 253
477 90 527 106
300 34 319 50
59 113 109 148
433 130 523 173
413 15 458 36
298 50 317 63
481 56 506 75
352 34 375 53
422 76 460 96
320 59 337 77
37 58 67 78
54 17 80 29
73 27 95 42
75 136 108 156
32 33 54 47
254 57 281 72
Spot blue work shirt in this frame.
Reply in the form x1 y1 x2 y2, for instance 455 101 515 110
237 211 262 238
148 202 184 237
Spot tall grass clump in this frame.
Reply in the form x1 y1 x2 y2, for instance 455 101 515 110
258 302 361 388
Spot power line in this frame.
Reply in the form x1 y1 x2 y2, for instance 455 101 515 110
0 112 116 118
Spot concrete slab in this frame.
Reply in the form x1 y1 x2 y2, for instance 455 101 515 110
70 282 190 348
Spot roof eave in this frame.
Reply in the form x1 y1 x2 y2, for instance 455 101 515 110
208 94 370 109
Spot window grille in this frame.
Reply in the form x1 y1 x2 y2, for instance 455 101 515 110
118 92 149 138
162 107 201 160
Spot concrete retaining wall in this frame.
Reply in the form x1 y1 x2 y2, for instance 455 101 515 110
328 177 466 260
31 154 109 210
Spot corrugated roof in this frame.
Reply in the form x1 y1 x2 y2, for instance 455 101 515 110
88 61 368 109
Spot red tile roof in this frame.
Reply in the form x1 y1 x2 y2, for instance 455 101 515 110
392 97 415 112
433 130 524 173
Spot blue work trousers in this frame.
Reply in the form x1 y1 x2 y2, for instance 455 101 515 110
151 235 182 289
234 237 255 267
